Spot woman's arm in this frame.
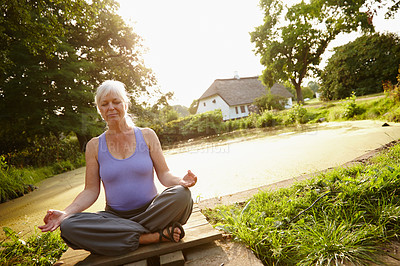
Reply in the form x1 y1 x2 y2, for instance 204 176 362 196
39 138 101 232
63 138 101 214
142 128 197 188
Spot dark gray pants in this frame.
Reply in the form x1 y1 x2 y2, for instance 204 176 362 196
60 185 193 256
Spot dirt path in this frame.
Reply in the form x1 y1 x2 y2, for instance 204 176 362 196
1 120 399 239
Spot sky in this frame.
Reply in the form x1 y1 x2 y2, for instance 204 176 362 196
117 0 400 107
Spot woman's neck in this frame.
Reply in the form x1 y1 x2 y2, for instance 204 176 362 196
107 119 132 135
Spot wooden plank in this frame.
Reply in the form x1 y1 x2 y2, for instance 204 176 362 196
58 208 222 266
159 250 185 266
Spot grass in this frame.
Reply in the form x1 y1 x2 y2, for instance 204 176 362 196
2 93 399 264
203 142 400 265
0 154 85 203
0 227 67 266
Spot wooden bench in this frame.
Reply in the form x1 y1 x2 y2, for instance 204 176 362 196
57 205 222 265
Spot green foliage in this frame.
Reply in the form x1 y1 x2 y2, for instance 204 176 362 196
156 110 224 144
0 154 84 203
4 134 83 168
301 86 314 99
154 95 400 146
250 0 373 103
0 227 67 265
307 81 319 93
188 100 199 115
253 92 286 111
383 65 400 103
255 111 278 128
0 0 153 154
320 33 400 100
342 92 365 119
288 104 308 124
134 92 177 129
205 142 400 265
182 110 224 136
172 105 190 117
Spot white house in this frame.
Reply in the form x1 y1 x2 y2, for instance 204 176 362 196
196 76 293 120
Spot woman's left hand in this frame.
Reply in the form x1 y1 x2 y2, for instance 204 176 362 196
179 170 197 188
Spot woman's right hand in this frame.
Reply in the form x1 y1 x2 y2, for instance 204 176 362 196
38 209 69 232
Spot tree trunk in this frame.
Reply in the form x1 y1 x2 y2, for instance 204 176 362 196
292 80 304 104
76 133 91 152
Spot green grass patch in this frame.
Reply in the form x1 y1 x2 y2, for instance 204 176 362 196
203 141 400 265
0 227 67 265
0 154 85 203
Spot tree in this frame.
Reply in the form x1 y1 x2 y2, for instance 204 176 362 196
250 0 375 103
0 0 154 153
302 86 315 99
320 33 400 100
308 81 320 93
188 100 199 115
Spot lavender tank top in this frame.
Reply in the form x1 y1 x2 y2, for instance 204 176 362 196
98 127 157 211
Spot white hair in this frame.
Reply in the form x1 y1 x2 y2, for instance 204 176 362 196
95 80 135 126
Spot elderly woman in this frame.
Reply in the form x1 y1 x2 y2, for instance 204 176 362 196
39 80 197 256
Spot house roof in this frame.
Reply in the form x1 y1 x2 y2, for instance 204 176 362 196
270 83 294 98
198 76 293 106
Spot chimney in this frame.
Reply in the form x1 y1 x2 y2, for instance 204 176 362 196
234 71 240 79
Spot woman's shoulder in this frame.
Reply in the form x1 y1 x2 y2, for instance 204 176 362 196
85 136 101 153
138 127 159 145
138 127 156 136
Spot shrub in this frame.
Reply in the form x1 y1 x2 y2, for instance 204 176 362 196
256 110 277 128
383 65 400 103
288 104 308 124
182 110 224 136
254 93 286 111
342 91 365 119
4 134 82 168
0 227 67 265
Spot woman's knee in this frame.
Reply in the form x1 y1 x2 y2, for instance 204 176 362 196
170 185 192 203
60 215 78 237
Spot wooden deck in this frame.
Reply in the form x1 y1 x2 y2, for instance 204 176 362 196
57 205 222 265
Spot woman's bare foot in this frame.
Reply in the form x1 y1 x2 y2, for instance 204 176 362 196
139 226 182 244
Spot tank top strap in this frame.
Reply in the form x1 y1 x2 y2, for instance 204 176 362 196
133 127 149 153
98 132 107 157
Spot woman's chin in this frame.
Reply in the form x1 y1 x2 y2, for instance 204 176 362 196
105 117 121 124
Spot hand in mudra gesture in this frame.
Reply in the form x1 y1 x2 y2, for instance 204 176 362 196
38 209 68 232
179 170 197 188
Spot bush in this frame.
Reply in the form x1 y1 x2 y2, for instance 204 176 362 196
0 227 67 265
383 65 400 103
158 110 224 144
182 110 224 136
342 92 365 119
254 93 286 111
288 104 309 124
4 134 82 168
256 110 277 128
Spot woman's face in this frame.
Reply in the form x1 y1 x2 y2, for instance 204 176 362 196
98 92 128 124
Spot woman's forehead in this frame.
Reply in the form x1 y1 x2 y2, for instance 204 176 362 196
101 92 122 102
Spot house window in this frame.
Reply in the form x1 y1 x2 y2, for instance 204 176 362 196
240 106 246 113
235 106 238 114
203 102 206 107
212 99 216 103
